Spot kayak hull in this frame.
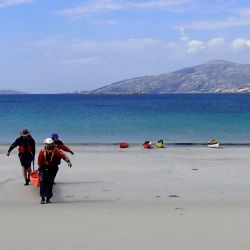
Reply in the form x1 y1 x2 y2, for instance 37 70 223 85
119 142 128 148
156 143 164 148
208 143 219 148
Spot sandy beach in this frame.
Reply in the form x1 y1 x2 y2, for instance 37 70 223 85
1 144 250 250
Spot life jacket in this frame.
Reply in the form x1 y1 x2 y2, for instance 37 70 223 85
42 149 57 167
19 144 33 154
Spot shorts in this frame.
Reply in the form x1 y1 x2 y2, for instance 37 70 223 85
18 153 33 169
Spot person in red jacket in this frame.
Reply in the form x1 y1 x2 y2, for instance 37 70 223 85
51 133 74 155
38 138 72 204
6 129 36 185
51 133 74 184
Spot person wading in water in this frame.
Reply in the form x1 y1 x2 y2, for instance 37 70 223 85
6 129 36 185
51 133 74 184
38 138 72 204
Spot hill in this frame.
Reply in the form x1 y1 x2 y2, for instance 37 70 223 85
0 90 28 94
91 60 250 94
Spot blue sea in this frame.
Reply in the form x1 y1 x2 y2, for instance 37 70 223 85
1 94 250 143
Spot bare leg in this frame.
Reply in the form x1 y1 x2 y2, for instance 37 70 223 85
22 166 31 185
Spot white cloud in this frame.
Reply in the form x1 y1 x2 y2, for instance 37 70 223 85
187 37 225 54
28 37 163 53
231 39 250 51
233 7 250 17
27 35 250 66
179 29 225 53
179 27 189 42
182 18 250 30
187 40 205 53
179 7 250 30
207 37 225 47
56 0 193 19
0 0 33 8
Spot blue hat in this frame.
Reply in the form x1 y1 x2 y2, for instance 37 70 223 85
51 133 59 139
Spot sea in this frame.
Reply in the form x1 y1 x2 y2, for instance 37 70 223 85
1 94 250 144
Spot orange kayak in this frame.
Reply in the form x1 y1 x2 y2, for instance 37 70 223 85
30 170 40 188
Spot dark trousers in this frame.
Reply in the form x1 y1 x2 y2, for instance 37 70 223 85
18 153 33 169
39 169 54 200
52 165 59 182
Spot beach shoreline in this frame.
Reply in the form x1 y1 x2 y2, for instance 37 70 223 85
1 145 250 249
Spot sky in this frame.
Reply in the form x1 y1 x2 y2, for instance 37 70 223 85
0 0 250 93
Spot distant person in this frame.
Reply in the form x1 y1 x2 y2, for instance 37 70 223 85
6 129 35 185
51 133 74 184
51 133 74 155
210 139 218 145
38 138 72 204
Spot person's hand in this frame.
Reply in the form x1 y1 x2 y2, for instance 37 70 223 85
68 161 72 168
6 152 10 156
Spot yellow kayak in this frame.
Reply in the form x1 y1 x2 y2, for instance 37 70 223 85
156 142 164 148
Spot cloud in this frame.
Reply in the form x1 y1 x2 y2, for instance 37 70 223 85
182 18 250 30
0 0 33 8
207 37 225 47
179 27 190 42
186 37 224 53
28 36 163 53
179 7 250 30
27 34 250 68
187 40 205 53
56 0 194 19
231 39 250 51
27 36 176 68
179 28 225 53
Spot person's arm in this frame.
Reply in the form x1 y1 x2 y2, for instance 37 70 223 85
6 138 20 156
31 137 36 159
55 149 72 168
38 150 44 168
57 144 74 155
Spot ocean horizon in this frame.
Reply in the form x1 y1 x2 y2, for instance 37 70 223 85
1 93 250 144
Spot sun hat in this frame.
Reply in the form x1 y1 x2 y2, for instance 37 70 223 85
44 138 54 144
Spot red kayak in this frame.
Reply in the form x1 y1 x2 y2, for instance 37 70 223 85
30 170 40 188
143 142 152 149
119 142 128 148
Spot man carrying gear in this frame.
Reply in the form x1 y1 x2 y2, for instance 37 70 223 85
6 129 36 185
38 138 72 204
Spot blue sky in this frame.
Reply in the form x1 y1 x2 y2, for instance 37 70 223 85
0 0 250 93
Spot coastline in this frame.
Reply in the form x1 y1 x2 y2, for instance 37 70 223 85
1 142 250 146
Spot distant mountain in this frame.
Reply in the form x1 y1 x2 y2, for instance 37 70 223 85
91 60 250 94
0 90 28 94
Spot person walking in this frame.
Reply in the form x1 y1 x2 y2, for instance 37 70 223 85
38 138 72 204
6 129 35 185
51 133 74 154
51 133 74 184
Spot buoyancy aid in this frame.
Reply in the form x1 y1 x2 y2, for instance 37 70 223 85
19 144 33 153
43 149 56 167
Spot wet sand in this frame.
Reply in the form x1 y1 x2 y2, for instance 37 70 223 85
1 145 250 250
